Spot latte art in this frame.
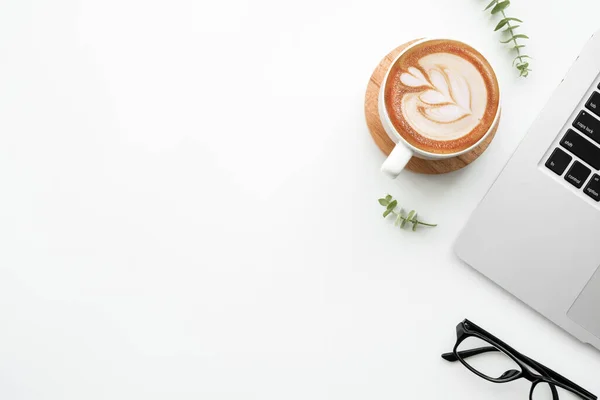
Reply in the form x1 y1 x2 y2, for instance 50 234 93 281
400 65 473 123
384 40 500 154
399 54 486 141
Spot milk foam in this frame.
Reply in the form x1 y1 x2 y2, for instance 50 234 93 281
398 53 488 141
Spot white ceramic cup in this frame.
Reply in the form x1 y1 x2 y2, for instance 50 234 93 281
379 38 501 178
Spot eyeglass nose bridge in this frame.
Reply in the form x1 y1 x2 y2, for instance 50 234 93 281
499 369 521 380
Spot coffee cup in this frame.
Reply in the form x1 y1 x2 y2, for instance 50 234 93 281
379 38 501 178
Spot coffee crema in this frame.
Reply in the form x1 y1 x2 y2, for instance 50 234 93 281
384 39 500 154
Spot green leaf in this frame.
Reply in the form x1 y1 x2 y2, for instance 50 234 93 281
383 209 392 218
494 19 509 31
386 200 397 210
497 17 522 26
400 218 407 229
513 55 532 66
484 0 497 11
402 210 415 228
394 214 402 226
378 198 389 206
385 194 392 201
513 44 526 50
412 213 419 231
518 64 532 73
491 0 510 14
503 24 520 32
518 70 527 76
500 35 528 44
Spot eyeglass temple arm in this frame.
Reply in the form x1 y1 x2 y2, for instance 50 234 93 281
441 346 498 362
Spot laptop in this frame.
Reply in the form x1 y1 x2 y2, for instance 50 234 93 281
455 30 600 351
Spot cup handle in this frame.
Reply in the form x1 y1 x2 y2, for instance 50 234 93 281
381 143 413 178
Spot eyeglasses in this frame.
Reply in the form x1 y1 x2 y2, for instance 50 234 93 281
442 319 597 400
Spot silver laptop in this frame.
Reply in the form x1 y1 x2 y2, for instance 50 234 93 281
455 30 600 351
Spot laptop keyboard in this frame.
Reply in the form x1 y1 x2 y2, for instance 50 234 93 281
545 84 600 201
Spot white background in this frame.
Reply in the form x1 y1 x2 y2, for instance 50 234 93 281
1 0 599 398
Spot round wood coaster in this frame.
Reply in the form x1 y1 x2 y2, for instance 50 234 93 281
364 40 500 174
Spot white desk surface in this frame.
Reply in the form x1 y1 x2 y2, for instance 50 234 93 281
1 0 600 398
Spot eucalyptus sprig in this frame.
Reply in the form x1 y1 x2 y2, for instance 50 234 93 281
378 194 437 232
484 0 531 77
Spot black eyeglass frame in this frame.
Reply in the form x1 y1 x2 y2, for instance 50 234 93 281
442 319 597 400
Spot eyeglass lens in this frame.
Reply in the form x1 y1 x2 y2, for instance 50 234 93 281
457 336 521 381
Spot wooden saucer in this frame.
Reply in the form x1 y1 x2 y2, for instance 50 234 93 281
364 40 500 174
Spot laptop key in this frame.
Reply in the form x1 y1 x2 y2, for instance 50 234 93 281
565 161 591 188
560 129 600 170
584 174 600 202
573 110 600 144
545 148 572 175
586 91 600 117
